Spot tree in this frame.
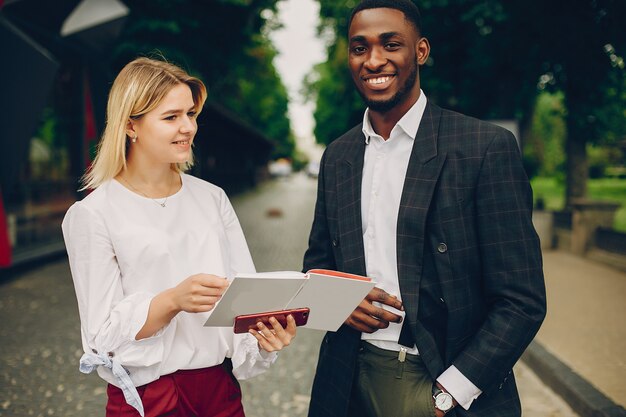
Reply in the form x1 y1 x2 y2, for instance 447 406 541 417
220 34 296 158
309 0 626 204
112 0 294 159
523 1 626 204
304 0 362 146
305 36 363 145
523 92 566 179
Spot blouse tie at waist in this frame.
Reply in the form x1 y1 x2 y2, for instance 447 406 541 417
79 351 144 417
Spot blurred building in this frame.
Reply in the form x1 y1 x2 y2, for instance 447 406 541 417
0 0 273 270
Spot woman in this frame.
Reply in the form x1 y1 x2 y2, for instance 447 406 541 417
62 57 296 417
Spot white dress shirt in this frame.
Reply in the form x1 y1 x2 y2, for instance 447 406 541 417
359 91 481 409
62 174 276 390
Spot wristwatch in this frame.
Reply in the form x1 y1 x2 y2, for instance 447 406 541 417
433 386 455 414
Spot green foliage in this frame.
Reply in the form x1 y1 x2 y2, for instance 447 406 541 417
531 177 626 232
219 34 295 158
523 92 566 178
305 0 365 145
530 177 566 212
588 144 624 179
36 107 58 148
33 107 69 180
308 0 548 144
113 0 293 159
310 0 626 203
306 36 363 145
593 57 626 145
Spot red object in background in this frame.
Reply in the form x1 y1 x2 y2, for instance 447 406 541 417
0 1 4 10
0 189 12 267
83 70 98 167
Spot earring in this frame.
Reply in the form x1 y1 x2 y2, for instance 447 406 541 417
131 135 137 143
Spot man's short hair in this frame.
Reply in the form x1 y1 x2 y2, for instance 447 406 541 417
349 0 423 36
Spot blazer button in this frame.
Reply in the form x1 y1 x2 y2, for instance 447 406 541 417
437 243 448 253
332 239 338 247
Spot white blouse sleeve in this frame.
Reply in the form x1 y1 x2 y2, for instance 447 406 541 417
218 190 278 378
231 333 277 380
62 202 174 378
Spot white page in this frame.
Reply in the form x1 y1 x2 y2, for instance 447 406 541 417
234 271 304 279
287 272 375 331
203 276 306 326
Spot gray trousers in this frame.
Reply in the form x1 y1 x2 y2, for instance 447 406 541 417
348 342 436 417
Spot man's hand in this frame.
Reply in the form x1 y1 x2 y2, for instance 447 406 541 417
344 287 403 333
434 406 446 417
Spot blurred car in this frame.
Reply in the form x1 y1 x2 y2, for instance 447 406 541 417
268 158 293 177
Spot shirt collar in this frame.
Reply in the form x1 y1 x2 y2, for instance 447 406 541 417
362 90 427 144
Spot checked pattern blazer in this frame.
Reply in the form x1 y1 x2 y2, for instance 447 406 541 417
303 102 546 417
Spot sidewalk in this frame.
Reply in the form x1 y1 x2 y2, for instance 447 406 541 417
524 250 626 416
0 174 622 416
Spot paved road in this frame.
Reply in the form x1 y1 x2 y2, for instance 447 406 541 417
0 174 578 417
537 251 626 407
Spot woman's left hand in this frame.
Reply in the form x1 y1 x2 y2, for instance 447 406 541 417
249 315 297 352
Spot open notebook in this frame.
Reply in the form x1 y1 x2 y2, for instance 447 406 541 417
203 269 375 331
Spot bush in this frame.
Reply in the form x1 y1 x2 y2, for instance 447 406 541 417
588 145 623 179
589 164 606 179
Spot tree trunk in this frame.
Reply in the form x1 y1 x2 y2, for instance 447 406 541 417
564 117 587 207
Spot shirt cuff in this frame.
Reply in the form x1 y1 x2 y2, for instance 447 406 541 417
437 365 482 410
259 348 278 361
231 333 278 380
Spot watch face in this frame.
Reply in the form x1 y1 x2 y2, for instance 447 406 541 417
435 392 454 411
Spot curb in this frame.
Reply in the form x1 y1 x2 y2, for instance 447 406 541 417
0 241 66 281
522 341 626 417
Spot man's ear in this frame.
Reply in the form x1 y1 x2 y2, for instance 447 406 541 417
416 37 430 65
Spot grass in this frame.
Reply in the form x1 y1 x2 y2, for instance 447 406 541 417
531 177 626 232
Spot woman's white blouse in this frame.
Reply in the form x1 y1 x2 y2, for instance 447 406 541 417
62 174 276 390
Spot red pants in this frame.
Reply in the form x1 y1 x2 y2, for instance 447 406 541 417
106 363 245 417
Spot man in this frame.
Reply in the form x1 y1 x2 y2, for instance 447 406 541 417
303 1 547 416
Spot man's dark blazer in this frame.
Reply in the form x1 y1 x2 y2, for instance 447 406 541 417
303 102 547 417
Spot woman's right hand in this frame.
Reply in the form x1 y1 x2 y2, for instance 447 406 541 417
170 273 229 313
137 274 229 340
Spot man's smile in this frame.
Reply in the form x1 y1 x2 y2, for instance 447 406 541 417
362 74 396 90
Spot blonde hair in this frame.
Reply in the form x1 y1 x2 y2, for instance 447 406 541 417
81 57 207 190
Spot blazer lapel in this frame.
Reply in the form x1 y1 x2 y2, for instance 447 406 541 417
397 102 446 334
336 129 367 277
